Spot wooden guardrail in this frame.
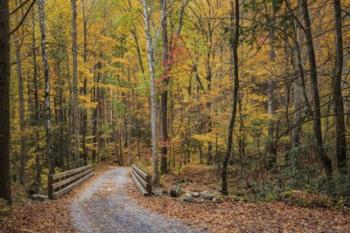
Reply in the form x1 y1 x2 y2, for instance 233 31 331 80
131 165 152 196
48 164 93 199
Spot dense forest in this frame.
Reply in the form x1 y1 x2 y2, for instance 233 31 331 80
1 0 350 211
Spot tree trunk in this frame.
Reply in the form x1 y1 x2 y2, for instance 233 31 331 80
15 39 27 185
81 0 88 164
141 0 159 185
0 0 11 203
71 0 80 166
38 0 54 177
32 8 41 191
222 0 240 196
160 0 169 174
291 60 303 147
291 10 306 148
38 0 54 199
267 23 277 166
300 0 332 176
332 0 347 174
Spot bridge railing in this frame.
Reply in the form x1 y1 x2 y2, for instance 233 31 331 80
48 164 93 199
131 164 152 196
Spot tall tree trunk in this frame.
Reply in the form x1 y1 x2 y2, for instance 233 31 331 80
291 9 306 148
141 0 159 185
332 0 347 174
81 0 88 164
291 57 303 147
160 0 169 174
267 21 277 166
222 0 240 196
38 0 54 175
71 0 80 166
15 39 27 185
32 8 41 190
92 69 101 165
300 0 332 176
0 0 11 203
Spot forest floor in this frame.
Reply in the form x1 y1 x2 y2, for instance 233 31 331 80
129 165 350 233
1 164 350 233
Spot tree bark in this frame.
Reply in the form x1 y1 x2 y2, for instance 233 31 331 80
71 0 80 166
300 0 332 176
160 0 169 174
38 0 54 177
32 8 41 190
332 0 347 174
222 0 240 196
141 0 159 185
267 22 277 166
15 38 27 185
0 0 11 203
81 0 88 164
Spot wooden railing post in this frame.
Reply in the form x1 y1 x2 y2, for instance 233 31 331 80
48 173 53 200
146 175 152 195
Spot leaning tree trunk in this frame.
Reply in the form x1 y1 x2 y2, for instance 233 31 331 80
300 0 332 176
332 0 347 174
0 0 11 203
141 0 159 185
222 0 240 196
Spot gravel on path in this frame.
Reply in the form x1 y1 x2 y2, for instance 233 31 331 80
71 167 207 233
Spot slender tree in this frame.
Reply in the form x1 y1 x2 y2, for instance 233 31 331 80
160 0 169 174
32 7 41 191
38 0 54 176
300 0 332 176
222 0 240 195
71 0 80 166
15 31 27 184
81 0 88 164
332 0 347 174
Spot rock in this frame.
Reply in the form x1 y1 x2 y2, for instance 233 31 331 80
31 194 48 202
180 193 194 202
170 185 183 197
200 191 214 201
153 188 168 197
191 192 200 198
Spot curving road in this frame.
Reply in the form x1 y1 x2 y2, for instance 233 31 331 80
70 167 206 233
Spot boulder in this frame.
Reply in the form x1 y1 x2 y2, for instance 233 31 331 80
200 191 214 201
191 192 200 198
180 193 194 202
153 188 168 196
170 185 183 197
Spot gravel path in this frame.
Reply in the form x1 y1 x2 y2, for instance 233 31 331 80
71 167 206 233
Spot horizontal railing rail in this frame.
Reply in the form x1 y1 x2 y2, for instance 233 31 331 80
48 164 93 199
131 164 152 196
